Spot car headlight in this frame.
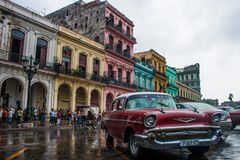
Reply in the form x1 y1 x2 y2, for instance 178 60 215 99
144 115 156 128
211 113 221 125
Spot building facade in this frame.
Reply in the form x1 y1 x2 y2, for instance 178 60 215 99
165 65 178 97
176 63 201 93
134 49 167 92
176 81 201 102
54 26 105 112
133 59 154 92
47 0 137 111
0 0 58 113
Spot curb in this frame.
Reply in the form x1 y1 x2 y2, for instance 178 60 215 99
0 126 74 132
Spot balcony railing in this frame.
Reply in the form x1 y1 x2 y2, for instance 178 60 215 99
0 51 56 72
103 71 137 89
153 69 167 78
106 20 137 43
55 64 108 84
105 44 132 60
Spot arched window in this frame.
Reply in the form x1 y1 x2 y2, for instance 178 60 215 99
79 53 87 76
116 41 122 54
10 29 25 63
108 64 114 79
108 35 114 49
126 26 130 36
36 38 48 68
109 14 114 25
118 68 122 82
126 71 131 84
117 20 122 31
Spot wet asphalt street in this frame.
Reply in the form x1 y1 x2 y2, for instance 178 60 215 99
0 126 240 160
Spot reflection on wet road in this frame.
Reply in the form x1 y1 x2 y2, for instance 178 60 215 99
0 127 240 160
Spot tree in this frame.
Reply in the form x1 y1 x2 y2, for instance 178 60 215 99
229 93 233 102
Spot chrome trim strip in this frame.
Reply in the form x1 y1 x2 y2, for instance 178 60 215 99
102 119 143 125
144 125 220 134
164 130 209 136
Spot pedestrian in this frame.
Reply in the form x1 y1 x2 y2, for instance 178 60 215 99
75 110 82 129
72 110 77 125
49 109 55 127
23 109 28 122
57 110 62 126
16 108 23 125
40 108 47 125
54 110 57 126
34 108 38 121
67 110 72 125
8 108 14 124
2 108 8 125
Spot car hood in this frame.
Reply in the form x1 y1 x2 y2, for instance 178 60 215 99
140 108 210 127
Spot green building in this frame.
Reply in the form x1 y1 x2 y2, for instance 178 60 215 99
166 65 178 97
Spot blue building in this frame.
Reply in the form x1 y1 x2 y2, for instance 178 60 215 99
166 65 178 97
134 59 154 92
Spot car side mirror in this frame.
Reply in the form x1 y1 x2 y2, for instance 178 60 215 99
118 106 124 111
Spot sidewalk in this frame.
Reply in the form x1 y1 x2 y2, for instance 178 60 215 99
0 120 73 132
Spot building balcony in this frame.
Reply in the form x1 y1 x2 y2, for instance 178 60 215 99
105 44 134 62
153 69 167 78
105 20 137 44
103 71 137 89
0 50 56 72
55 64 108 84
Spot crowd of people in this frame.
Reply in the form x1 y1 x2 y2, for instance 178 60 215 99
0 106 98 128
0 106 47 126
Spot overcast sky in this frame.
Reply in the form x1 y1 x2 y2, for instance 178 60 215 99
12 0 240 103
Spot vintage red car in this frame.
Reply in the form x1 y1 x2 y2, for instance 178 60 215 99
101 92 222 158
229 109 240 129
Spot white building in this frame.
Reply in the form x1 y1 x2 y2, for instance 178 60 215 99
0 0 58 113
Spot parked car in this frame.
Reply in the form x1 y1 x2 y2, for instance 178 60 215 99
218 106 235 113
176 102 232 131
228 109 240 129
101 92 222 159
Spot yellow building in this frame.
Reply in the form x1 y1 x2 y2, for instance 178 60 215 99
176 81 202 102
53 26 106 112
134 49 167 92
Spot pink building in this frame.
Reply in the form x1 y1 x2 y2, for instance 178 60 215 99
47 0 137 111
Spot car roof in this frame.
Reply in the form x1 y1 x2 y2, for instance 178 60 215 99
116 92 171 99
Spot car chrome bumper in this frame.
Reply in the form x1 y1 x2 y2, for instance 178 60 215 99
134 129 222 150
220 119 232 131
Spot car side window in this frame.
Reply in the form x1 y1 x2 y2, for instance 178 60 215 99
117 98 125 110
112 100 119 111
177 104 186 109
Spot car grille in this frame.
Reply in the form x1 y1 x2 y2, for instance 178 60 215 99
147 126 216 141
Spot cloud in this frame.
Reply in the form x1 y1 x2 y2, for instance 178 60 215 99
11 0 240 102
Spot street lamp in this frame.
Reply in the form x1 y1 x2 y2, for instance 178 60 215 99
22 55 39 121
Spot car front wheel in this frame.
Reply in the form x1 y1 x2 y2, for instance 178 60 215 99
188 146 209 155
128 132 146 159
104 129 114 145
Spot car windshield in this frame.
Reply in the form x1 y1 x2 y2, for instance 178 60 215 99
126 94 176 109
185 103 218 111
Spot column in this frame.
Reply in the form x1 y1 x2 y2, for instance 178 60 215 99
99 88 104 113
87 55 92 74
70 91 76 112
86 89 91 106
53 90 58 111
